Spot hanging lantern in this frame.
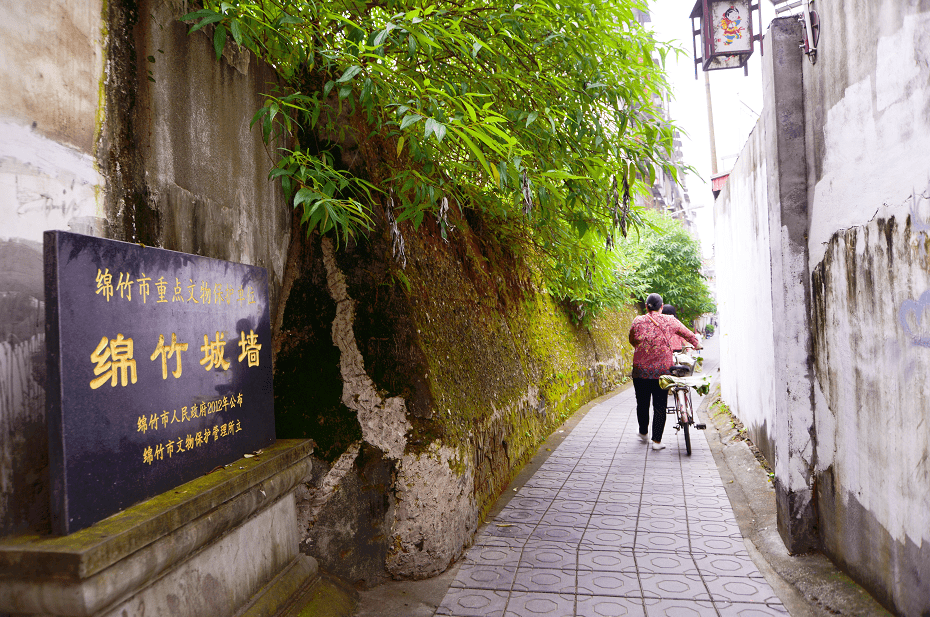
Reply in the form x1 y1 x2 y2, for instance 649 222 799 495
690 0 762 77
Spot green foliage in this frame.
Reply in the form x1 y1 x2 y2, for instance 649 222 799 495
618 209 715 324
182 0 684 307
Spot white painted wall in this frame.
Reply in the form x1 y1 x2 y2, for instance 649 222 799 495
0 0 105 534
714 123 778 463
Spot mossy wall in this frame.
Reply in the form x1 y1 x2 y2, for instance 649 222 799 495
277 203 635 584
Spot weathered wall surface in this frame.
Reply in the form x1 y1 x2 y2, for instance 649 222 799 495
0 0 106 536
278 211 634 585
803 3 930 614
714 124 778 465
716 3 930 614
0 0 293 536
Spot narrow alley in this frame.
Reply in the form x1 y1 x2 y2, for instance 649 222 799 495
427 337 792 616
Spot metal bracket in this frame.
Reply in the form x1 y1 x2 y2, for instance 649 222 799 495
800 0 820 63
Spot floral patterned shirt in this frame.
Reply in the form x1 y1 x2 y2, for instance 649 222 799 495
629 313 700 379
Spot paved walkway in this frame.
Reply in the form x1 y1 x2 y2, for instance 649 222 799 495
436 351 788 616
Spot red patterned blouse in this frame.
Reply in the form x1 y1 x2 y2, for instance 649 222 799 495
628 313 700 379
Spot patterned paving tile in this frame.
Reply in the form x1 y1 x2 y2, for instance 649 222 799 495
639 572 712 602
512 567 576 593
693 553 765 579
519 546 577 570
689 519 743 538
451 564 517 590
706 576 781 604
580 527 637 549
539 510 590 527
577 549 638 573
529 525 586 544
635 552 700 576
549 499 596 515
576 594 647 616
714 601 790 615
518 486 561 500
689 535 750 557
642 597 716 616
436 588 509 616
635 531 692 553
497 507 546 525
636 517 690 535
504 591 575 616
464 545 523 567
592 501 641 517
479 522 535 540
577 570 642 597
557 488 601 502
586 514 639 531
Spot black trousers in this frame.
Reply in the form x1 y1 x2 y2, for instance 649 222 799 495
633 378 668 442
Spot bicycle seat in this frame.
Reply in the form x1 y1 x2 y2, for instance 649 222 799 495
669 365 691 377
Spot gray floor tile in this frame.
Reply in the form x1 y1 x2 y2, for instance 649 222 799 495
519 547 577 570
715 601 789 615
689 519 743 538
586 514 638 531
525 477 566 489
512 567 576 593
509 496 554 511
519 486 561 500
635 531 691 553
689 535 750 557
693 553 764 578
580 527 637 549
549 499 596 514
480 522 535 540
597 491 642 504
558 488 601 501
540 510 591 527
639 494 687 508
576 570 642 597
452 564 517 590
642 597 717 616
577 549 638 573
530 525 586 544
639 572 712 601
465 545 523 567
475 534 527 549
636 517 690 535
576 595 647 616
592 501 640 517
504 591 575 616
436 588 509 616
706 576 781 603
498 508 547 525
635 552 700 576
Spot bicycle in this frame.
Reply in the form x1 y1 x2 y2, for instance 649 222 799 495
664 352 707 456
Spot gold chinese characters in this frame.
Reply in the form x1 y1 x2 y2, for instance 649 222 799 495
95 268 258 306
90 331 261 389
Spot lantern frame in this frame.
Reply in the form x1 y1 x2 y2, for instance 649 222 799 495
691 0 762 78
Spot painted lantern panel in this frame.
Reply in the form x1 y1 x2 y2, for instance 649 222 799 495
710 1 752 54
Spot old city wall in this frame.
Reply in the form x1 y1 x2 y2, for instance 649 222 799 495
0 0 634 595
716 4 930 614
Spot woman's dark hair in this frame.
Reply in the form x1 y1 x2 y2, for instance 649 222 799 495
646 293 663 312
661 304 677 317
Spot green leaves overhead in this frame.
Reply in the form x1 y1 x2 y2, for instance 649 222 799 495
183 0 686 314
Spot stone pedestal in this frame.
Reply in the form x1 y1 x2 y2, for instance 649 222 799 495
0 440 316 617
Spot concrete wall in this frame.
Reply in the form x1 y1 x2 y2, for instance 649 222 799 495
716 4 930 614
0 0 106 536
0 0 293 535
714 124 777 466
803 3 930 615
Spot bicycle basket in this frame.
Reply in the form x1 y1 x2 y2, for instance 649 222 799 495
669 365 691 377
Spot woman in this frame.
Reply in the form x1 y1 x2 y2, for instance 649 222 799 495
660 304 692 352
629 293 701 450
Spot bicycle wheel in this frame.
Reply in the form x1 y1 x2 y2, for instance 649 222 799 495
683 422 691 455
